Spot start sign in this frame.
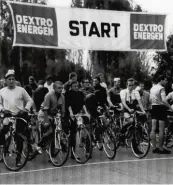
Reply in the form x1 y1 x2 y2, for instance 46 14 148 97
8 2 167 51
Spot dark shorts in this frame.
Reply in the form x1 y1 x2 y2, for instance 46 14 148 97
151 105 167 121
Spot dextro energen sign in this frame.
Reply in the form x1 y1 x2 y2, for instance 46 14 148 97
134 24 164 40
8 2 167 51
130 14 166 49
16 15 54 36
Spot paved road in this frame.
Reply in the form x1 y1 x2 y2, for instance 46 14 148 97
0 147 173 184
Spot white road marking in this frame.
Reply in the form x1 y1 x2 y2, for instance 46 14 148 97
0 156 173 176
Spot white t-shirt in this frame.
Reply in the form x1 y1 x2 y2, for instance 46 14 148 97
0 86 33 114
44 82 54 92
120 89 141 103
150 84 165 105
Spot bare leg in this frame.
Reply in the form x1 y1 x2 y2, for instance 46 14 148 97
150 119 157 149
158 120 165 150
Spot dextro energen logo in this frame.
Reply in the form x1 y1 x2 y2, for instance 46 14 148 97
130 14 166 49
133 23 164 40
16 15 54 36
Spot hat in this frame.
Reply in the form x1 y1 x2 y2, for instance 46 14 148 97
5 69 15 78
114 78 120 82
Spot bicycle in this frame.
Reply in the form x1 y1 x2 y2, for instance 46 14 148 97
48 111 70 167
108 106 132 149
1 112 29 171
29 110 70 167
91 106 116 159
113 110 150 158
70 113 92 164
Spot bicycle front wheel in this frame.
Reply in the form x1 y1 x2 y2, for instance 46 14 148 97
103 127 116 159
3 133 29 171
72 128 92 164
49 130 70 167
131 124 150 159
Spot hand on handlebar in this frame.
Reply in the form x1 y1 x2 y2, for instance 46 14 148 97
129 109 134 114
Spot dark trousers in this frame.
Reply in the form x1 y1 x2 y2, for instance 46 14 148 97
0 118 27 160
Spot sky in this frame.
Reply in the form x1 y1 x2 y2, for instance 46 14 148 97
47 0 173 36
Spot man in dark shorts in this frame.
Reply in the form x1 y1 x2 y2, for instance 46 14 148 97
150 75 173 154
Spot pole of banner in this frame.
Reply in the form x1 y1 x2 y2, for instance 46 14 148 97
19 47 22 68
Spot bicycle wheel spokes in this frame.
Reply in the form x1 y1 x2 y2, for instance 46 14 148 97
131 125 150 159
3 134 29 171
49 131 70 167
72 129 92 164
103 128 116 159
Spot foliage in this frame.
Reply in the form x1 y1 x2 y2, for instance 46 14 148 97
75 0 151 88
0 0 90 85
153 35 173 93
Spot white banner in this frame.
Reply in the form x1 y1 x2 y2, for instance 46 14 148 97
8 2 167 51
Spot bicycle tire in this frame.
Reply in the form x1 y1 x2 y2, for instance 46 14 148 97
49 130 70 167
3 133 29 171
164 132 173 148
102 127 116 159
112 122 121 149
72 128 92 164
131 124 150 159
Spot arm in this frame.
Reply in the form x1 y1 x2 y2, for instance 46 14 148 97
135 91 146 113
0 93 5 111
22 88 33 111
137 99 146 113
107 90 114 107
161 89 173 110
68 106 74 117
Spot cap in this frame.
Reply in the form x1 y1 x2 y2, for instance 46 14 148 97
5 69 15 79
114 78 120 82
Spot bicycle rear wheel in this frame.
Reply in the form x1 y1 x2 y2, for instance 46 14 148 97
49 130 70 167
103 127 116 159
164 132 173 148
131 124 150 159
72 128 92 164
3 133 29 171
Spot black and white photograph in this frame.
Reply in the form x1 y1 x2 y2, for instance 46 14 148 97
0 0 173 183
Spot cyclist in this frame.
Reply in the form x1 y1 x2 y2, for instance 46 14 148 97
120 78 146 117
65 80 90 159
120 78 146 154
0 69 33 166
136 81 150 111
33 80 49 112
107 77 122 108
44 75 54 92
150 75 173 154
64 72 77 92
97 73 108 91
80 79 94 97
37 81 65 153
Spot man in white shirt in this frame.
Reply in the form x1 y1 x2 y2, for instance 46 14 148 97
0 69 33 166
150 75 173 154
120 78 146 116
44 75 54 92
120 78 146 155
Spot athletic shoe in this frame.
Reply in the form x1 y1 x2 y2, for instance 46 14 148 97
158 148 171 154
152 148 159 153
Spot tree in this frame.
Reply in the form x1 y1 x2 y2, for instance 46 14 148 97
71 0 151 88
